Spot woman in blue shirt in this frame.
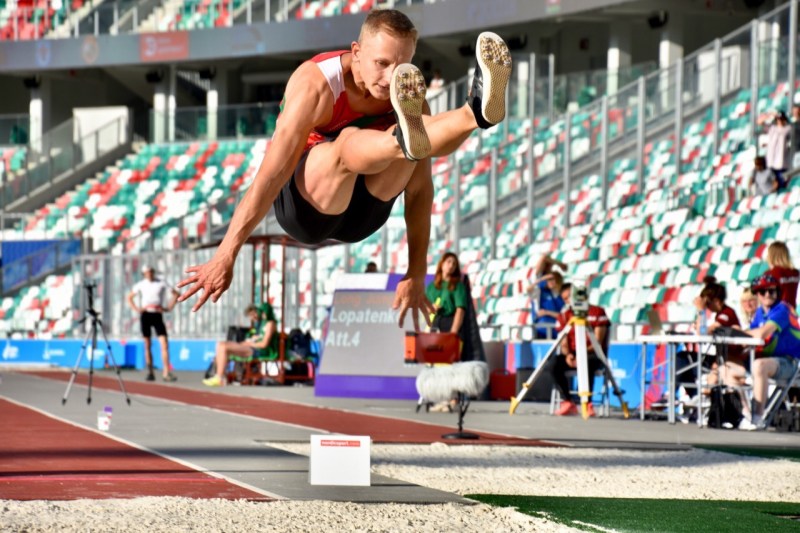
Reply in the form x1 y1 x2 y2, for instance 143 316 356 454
530 271 565 339
741 274 800 430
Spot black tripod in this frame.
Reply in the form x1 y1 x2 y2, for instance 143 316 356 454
62 282 131 406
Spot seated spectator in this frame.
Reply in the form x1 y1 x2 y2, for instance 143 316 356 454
740 274 800 430
529 271 564 339
677 279 719 390
750 156 778 196
202 304 279 387
698 282 749 390
364 261 379 273
739 287 758 326
550 283 610 417
764 241 799 309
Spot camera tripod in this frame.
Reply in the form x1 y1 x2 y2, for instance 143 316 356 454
62 283 131 406
509 314 630 419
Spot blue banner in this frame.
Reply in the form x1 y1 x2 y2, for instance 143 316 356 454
1 338 217 372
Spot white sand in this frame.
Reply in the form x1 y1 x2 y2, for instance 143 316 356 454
3 443 799 532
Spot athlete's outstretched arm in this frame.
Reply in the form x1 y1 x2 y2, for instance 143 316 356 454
177 63 332 311
393 159 436 330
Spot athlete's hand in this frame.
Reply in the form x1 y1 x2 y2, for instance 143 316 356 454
392 275 436 331
177 255 234 312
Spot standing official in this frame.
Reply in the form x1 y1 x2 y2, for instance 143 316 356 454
128 265 179 382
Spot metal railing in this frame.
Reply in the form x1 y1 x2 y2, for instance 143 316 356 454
0 0 437 40
1 239 82 294
73 248 254 338
150 102 280 142
0 114 130 209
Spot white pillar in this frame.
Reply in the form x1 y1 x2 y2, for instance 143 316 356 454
516 59 529 119
153 85 166 144
207 68 227 140
607 22 631 95
29 90 43 153
207 88 218 141
658 16 683 70
167 64 176 142
28 78 50 154
659 16 683 113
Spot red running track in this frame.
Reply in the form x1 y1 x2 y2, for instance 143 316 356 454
27 371 556 446
0 398 270 501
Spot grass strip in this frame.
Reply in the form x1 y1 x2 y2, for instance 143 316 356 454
468 495 800 532
695 444 800 462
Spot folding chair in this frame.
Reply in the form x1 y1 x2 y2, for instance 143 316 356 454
761 360 800 428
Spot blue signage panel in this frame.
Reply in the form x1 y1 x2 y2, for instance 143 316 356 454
1 338 217 372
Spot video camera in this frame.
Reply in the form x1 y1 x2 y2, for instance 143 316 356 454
572 279 589 318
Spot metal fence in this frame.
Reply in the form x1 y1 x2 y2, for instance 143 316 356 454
72 247 254 339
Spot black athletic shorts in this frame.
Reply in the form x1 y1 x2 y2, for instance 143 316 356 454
274 152 400 244
140 312 168 338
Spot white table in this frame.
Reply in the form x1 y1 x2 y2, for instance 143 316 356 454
638 334 764 425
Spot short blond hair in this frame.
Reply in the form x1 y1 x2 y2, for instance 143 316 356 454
767 241 794 269
359 9 417 43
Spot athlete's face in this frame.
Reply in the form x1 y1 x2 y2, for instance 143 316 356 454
352 29 416 100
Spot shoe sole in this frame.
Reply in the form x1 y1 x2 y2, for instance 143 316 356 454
475 31 511 126
390 63 431 160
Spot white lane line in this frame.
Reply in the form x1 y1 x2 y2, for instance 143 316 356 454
0 394 285 501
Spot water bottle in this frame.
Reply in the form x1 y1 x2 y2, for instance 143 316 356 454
698 310 708 335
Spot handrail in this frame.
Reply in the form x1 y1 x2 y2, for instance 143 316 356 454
0 114 130 209
0 0 441 40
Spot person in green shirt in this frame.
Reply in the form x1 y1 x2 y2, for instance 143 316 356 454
203 303 278 387
425 252 467 338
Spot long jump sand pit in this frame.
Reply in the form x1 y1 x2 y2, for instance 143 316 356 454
3 443 798 532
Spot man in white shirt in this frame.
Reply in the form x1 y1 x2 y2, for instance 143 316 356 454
127 265 179 381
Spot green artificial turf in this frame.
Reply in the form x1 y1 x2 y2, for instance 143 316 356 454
467 495 800 532
695 445 800 462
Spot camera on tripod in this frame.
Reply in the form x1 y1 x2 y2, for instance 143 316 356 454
81 279 100 318
572 279 589 318
63 277 131 406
